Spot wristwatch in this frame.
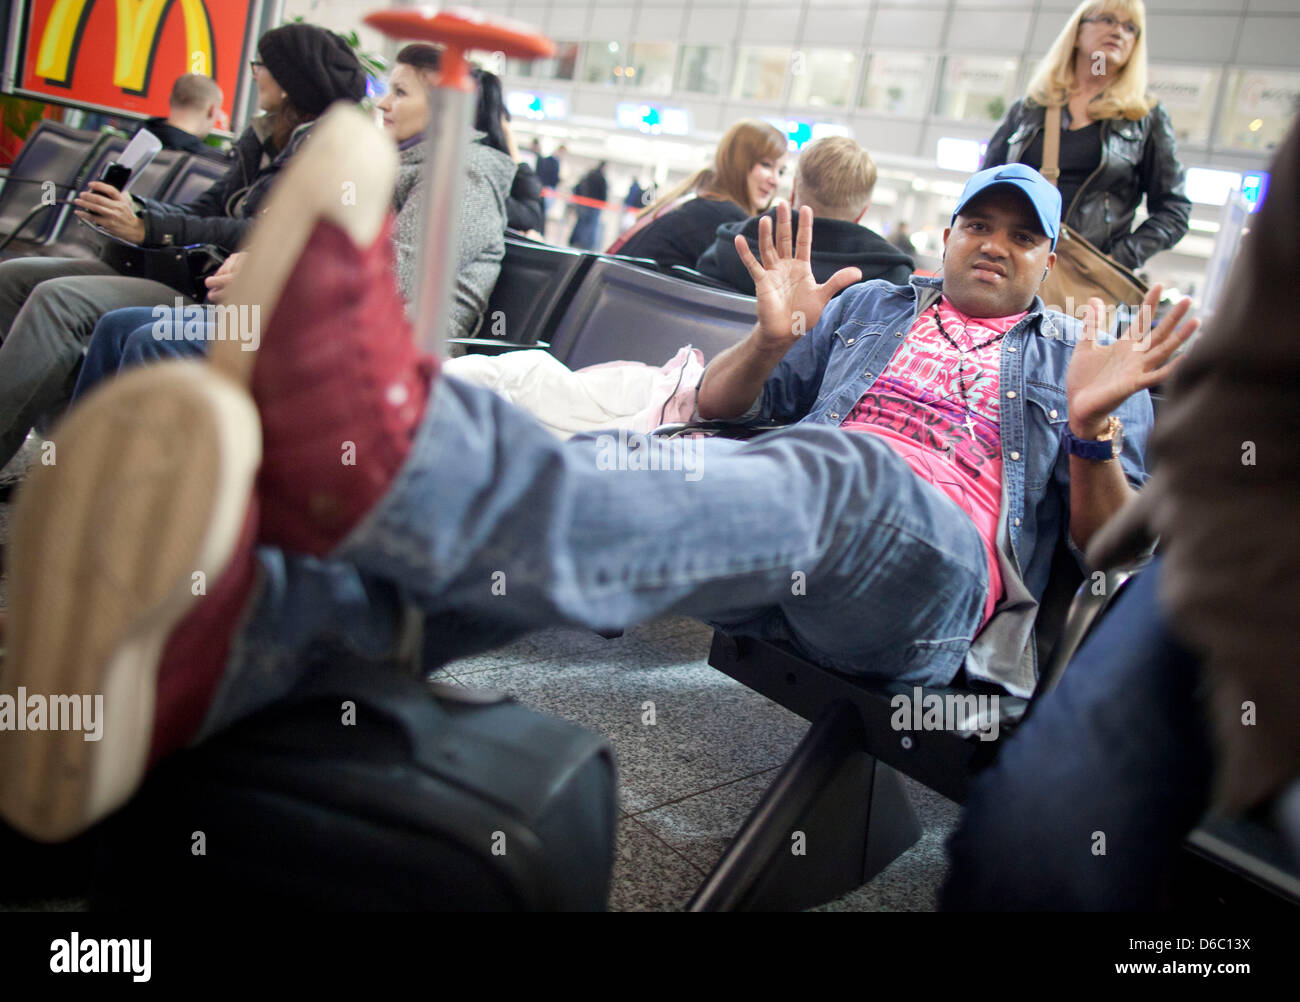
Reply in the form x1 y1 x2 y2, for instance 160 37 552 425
1062 415 1124 461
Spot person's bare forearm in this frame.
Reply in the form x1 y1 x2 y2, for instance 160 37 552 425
697 324 791 419
1068 415 1136 552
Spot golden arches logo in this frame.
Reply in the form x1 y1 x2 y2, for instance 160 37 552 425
36 0 216 94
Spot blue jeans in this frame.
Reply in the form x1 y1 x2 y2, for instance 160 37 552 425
216 375 988 702
72 306 208 402
569 205 603 250
941 558 1215 910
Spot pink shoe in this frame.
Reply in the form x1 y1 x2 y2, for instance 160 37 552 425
0 362 261 842
209 105 437 557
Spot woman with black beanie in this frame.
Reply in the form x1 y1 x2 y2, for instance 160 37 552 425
134 21 369 251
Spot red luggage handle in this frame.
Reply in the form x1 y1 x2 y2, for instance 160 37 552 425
364 7 555 91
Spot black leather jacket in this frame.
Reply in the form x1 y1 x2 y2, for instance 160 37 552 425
982 99 1191 270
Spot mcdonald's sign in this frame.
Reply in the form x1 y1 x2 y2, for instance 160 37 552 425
8 0 262 123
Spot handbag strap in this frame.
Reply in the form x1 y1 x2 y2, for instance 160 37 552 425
1042 104 1062 185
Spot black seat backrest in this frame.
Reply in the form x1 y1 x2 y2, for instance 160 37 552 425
548 257 757 369
0 122 102 244
666 264 737 292
127 147 189 200
157 154 228 207
47 136 128 253
480 237 591 346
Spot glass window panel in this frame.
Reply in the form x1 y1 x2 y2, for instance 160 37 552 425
1147 65 1220 148
732 46 791 103
1218 70 1300 153
677 45 726 95
533 41 579 81
504 56 534 79
936 56 1018 122
788 49 857 109
582 41 625 86
626 42 677 95
859 52 933 117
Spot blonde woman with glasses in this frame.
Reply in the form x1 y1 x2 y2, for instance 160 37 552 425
982 0 1190 271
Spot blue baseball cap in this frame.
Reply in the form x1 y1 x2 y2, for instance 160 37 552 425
951 163 1061 249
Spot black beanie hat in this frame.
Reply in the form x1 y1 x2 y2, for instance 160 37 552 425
258 23 366 117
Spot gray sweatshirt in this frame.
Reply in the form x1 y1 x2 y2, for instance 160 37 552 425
392 130 516 339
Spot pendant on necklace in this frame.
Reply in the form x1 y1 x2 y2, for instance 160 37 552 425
963 413 977 440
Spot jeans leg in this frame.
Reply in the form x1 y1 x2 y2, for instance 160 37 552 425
339 376 988 686
71 307 162 402
0 273 189 466
119 314 209 366
941 558 1215 910
195 549 412 742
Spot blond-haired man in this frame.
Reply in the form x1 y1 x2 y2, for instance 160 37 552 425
142 73 225 154
697 136 913 296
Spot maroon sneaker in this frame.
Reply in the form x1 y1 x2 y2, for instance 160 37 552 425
209 105 437 557
0 362 261 842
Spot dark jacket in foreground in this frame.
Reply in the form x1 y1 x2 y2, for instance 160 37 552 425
697 208 914 296
1088 116 1300 812
506 162 545 233
614 196 748 270
982 98 1191 270
133 116 314 252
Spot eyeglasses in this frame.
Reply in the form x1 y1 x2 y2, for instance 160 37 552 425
249 59 264 73
1082 13 1140 39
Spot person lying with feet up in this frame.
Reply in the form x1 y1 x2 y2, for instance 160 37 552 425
0 108 1195 843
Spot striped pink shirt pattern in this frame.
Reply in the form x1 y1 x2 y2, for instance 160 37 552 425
840 297 1028 624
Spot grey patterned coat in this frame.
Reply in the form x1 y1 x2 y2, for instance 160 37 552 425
392 130 515 338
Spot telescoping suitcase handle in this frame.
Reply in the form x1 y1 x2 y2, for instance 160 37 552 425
364 7 554 358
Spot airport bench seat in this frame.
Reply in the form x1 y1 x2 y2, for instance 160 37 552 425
450 241 757 368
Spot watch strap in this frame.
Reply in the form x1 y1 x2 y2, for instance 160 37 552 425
1062 424 1116 461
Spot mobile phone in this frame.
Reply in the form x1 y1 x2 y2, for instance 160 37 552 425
99 162 132 191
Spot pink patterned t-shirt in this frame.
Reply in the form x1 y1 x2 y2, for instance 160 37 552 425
840 297 1027 625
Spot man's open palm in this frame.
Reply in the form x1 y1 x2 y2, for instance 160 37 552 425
1066 286 1198 432
735 201 861 351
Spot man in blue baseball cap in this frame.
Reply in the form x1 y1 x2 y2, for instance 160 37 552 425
940 162 1061 321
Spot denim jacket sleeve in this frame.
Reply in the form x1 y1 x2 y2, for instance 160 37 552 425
745 287 862 425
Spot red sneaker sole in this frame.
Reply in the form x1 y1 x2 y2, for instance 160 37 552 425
0 362 261 842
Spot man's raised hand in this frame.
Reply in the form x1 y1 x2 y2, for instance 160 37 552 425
1065 285 1198 437
734 201 861 352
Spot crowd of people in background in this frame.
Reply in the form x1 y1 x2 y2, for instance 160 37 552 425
10 1 1296 920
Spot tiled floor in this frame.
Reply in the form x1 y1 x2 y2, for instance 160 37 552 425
436 615 963 911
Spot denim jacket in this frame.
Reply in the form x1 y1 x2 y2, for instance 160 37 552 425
736 275 1153 696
